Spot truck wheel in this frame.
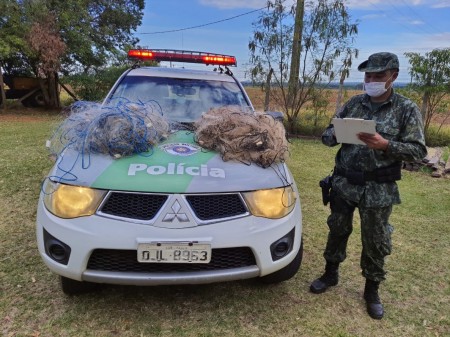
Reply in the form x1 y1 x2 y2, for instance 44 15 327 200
260 239 303 284
60 276 98 295
22 90 45 107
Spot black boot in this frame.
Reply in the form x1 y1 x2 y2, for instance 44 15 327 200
310 261 339 294
364 279 384 320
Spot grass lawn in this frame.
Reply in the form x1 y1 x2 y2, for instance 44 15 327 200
1 113 449 337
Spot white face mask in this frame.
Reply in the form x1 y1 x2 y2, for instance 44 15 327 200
364 82 388 97
363 74 394 97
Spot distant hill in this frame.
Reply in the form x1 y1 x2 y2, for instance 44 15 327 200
325 82 409 90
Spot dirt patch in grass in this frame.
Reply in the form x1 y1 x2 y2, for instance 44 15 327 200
0 107 61 122
0 114 47 122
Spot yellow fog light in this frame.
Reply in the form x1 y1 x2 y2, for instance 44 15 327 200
43 181 107 218
243 186 296 219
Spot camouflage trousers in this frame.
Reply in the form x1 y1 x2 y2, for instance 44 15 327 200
323 192 393 282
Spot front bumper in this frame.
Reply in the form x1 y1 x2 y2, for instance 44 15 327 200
36 195 302 286
83 267 260 286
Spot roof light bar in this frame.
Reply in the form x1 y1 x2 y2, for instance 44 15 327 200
128 49 237 66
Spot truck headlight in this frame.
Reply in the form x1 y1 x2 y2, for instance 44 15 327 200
43 181 107 219
243 187 296 219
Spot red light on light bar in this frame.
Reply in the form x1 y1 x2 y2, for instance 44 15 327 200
202 56 236 65
127 49 237 66
128 49 153 58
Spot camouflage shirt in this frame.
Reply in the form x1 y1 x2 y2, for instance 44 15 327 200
322 90 427 207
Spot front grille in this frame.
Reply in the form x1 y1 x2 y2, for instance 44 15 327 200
99 192 247 222
100 192 168 220
87 247 256 272
186 194 247 220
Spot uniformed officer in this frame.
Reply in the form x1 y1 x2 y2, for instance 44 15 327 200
310 52 427 319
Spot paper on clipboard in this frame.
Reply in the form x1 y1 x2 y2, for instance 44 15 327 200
332 118 376 145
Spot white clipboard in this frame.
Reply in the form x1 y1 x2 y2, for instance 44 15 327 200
332 118 376 145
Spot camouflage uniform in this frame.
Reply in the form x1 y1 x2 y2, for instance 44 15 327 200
321 54 427 282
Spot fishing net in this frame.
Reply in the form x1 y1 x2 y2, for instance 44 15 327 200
48 100 171 160
194 105 289 168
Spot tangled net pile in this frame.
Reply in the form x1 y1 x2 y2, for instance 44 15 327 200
48 100 171 163
194 106 289 168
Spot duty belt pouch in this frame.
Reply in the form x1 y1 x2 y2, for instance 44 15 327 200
375 163 402 183
346 170 365 185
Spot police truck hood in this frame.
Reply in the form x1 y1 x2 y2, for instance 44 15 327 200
50 131 291 193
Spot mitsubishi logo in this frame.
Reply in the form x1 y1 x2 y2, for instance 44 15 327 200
162 200 189 222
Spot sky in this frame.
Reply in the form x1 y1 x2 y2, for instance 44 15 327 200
135 0 450 83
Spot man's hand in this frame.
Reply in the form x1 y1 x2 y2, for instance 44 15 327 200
357 132 389 151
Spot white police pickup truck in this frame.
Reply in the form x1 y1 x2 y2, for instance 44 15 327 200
36 49 303 294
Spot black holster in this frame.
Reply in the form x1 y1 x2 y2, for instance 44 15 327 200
319 175 333 206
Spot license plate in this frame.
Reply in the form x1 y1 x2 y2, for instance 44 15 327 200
137 242 211 263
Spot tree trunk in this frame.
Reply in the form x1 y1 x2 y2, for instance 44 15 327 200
48 71 60 108
41 71 61 108
0 67 6 110
264 68 273 111
49 72 57 107
335 74 345 114
421 91 429 131
287 0 305 108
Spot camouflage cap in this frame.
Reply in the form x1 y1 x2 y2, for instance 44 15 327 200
357 52 399 72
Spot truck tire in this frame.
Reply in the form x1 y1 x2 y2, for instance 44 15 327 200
22 90 45 107
60 276 99 295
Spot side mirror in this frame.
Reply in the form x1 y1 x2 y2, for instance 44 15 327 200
266 111 284 122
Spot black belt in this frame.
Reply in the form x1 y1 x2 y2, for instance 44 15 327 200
334 163 402 185
335 167 377 181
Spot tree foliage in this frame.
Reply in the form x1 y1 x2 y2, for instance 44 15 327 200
64 65 130 102
0 0 145 108
405 48 450 135
0 1 29 107
248 0 358 132
26 14 66 107
27 15 66 75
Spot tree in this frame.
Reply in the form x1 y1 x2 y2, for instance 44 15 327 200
0 0 145 108
0 1 28 109
248 1 294 107
27 15 66 108
335 47 358 114
248 0 358 133
405 48 450 135
287 0 304 107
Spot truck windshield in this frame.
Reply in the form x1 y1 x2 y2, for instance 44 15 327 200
106 76 250 122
